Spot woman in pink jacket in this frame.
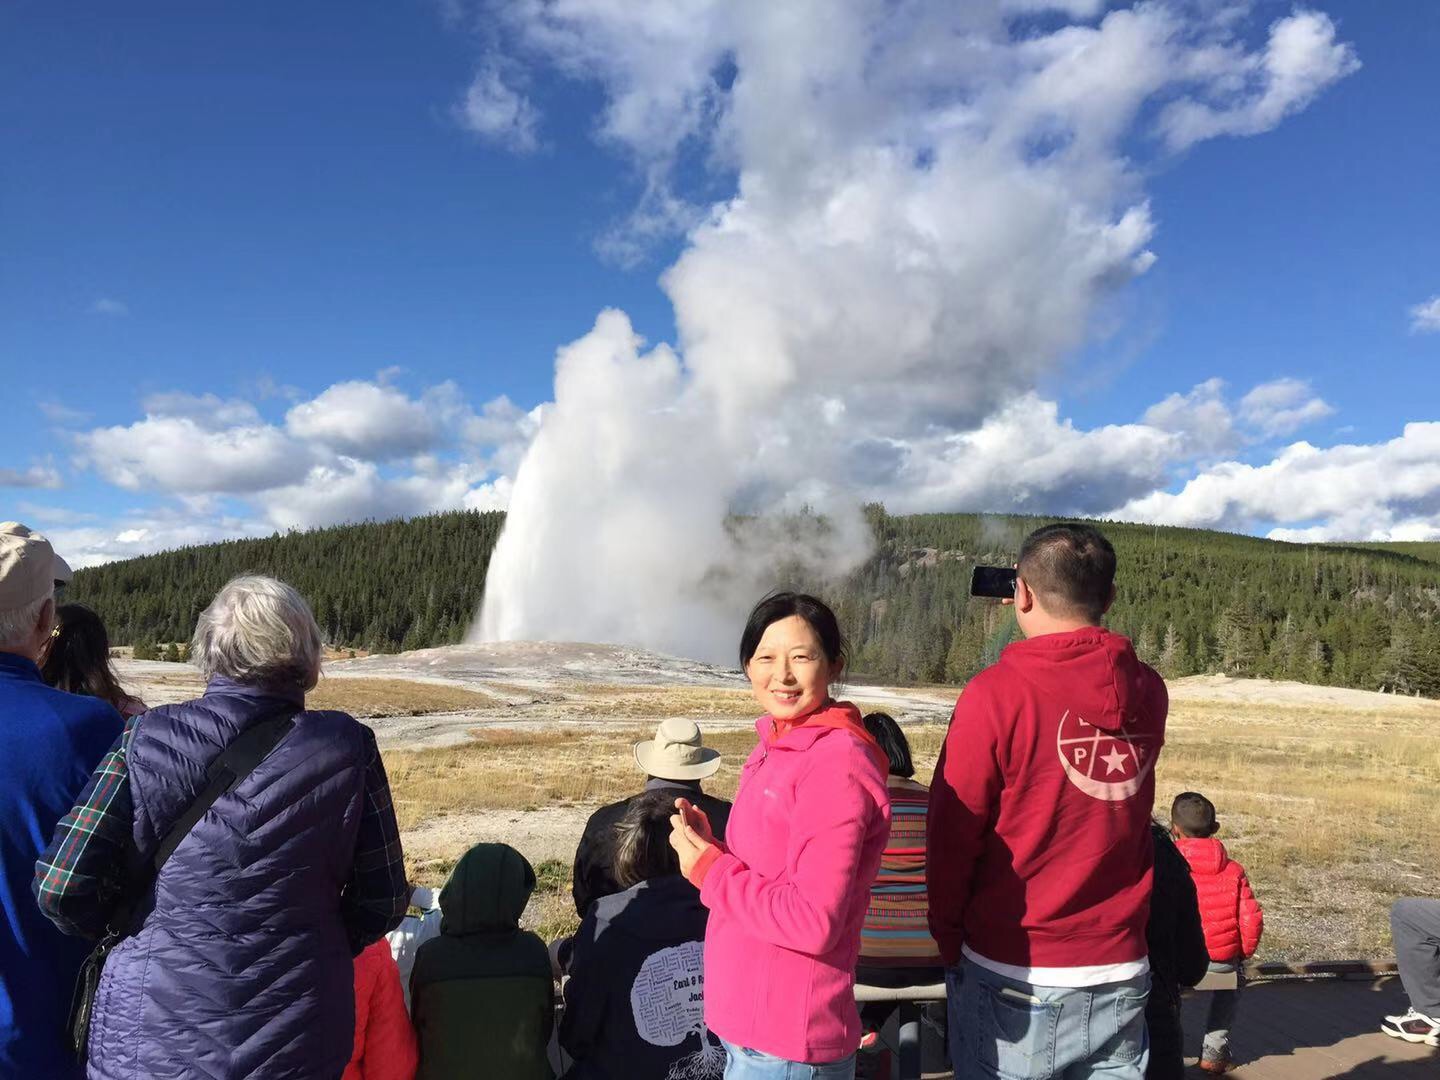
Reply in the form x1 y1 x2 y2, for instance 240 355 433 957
669 592 891 1079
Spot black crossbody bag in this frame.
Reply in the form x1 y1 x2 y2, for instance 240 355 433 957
68 711 297 1064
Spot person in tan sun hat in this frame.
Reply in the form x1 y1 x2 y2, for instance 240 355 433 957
0 523 121 1079
571 718 731 921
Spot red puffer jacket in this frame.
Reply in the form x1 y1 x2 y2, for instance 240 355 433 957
1175 837 1264 963
343 940 419 1080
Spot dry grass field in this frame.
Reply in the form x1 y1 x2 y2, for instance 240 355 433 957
307 677 499 717
385 685 1440 959
114 655 1438 960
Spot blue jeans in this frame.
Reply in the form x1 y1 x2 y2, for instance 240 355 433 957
947 959 1150 1079
722 1037 857 1079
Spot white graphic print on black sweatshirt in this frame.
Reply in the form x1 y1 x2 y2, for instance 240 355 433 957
630 941 724 1080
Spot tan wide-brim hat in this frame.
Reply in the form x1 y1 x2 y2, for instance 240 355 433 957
634 717 721 781
0 521 67 611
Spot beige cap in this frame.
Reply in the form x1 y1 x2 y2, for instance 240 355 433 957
633 717 721 781
0 522 66 612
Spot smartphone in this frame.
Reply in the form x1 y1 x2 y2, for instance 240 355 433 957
970 565 1017 599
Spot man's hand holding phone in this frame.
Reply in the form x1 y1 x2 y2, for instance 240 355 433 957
970 565 1018 605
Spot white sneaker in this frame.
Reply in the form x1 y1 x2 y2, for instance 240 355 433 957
1381 1007 1440 1046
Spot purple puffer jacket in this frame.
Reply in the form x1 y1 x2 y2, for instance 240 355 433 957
86 679 373 1080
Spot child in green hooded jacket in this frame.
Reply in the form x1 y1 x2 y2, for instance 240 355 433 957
410 843 555 1080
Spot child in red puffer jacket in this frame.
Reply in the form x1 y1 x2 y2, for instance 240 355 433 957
1172 791 1264 1075
344 939 419 1080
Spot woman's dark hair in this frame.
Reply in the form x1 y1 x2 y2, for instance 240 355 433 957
738 592 847 670
862 712 914 778
613 790 683 889
41 604 132 712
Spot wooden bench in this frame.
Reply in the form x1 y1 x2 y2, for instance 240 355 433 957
854 981 946 1078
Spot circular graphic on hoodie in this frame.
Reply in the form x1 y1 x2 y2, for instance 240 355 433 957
1055 709 1158 801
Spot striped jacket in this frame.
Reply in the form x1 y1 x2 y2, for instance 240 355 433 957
858 777 943 969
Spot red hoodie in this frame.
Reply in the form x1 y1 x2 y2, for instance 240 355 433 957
927 627 1167 972
1174 837 1264 962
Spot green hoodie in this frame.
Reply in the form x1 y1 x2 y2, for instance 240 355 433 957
410 843 554 1080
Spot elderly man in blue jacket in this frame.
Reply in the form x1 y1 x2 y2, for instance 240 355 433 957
0 522 121 1078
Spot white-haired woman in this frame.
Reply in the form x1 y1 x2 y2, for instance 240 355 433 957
36 575 409 1080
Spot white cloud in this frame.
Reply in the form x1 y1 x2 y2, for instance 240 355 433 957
1409 295 1440 334
140 391 263 429
1158 10 1360 151
78 415 312 494
256 457 499 531
62 376 534 556
1140 377 1333 455
1237 377 1334 437
871 394 1180 516
1142 378 1239 456
1001 0 1106 16
44 510 268 569
1114 422 1440 540
456 62 541 153
0 461 63 489
38 400 91 426
90 297 129 317
285 381 440 460
14 503 96 526
462 474 514 512
459 394 544 474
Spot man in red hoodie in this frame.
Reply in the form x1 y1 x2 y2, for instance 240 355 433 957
928 523 1168 1080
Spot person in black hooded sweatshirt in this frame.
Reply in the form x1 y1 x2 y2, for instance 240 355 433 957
560 789 724 1080
1145 821 1212 1080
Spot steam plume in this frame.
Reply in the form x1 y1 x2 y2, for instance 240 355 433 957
475 2 1356 662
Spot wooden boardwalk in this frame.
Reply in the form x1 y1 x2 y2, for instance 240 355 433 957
1181 974 1436 1079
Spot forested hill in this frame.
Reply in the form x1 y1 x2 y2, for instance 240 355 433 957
68 512 506 654
66 508 1440 697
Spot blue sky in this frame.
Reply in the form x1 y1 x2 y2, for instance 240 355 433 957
3 1 1439 570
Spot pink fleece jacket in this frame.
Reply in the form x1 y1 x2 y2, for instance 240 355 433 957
698 701 891 1063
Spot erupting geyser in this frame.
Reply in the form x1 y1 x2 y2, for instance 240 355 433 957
474 1 1357 660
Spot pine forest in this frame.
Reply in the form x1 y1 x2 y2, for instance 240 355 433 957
64 508 1440 698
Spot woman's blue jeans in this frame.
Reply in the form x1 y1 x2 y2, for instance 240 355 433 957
722 1037 857 1079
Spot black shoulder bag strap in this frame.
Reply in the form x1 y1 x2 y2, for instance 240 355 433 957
69 710 297 1063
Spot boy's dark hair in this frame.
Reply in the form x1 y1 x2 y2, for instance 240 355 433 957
739 591 847 671
613 790 683 889
862 712 913 778
1016 523 1117 623
1171 791 1219 838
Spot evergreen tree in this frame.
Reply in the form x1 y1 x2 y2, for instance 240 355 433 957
1134 624 1158 667
1156 623 1184 678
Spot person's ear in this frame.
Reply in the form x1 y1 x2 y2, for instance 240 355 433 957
1209 820 1221 837
831 655 846 681
1102 582 1117 616
35 597 55 637
1013 576 1036 614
